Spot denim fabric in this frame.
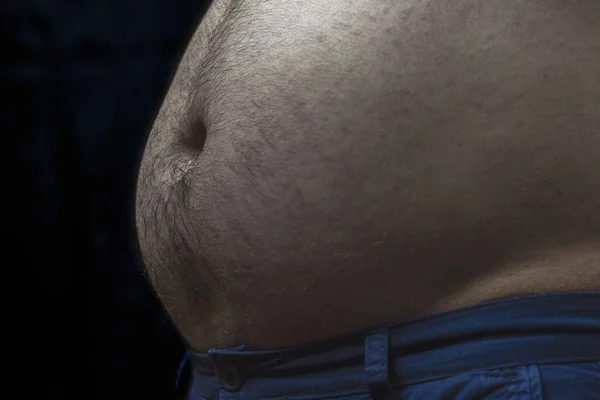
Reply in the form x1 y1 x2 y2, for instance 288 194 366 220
180 293 600 399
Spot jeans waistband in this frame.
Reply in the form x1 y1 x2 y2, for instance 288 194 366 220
187 292 600 389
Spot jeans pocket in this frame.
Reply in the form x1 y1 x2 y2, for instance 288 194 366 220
399 366 537 400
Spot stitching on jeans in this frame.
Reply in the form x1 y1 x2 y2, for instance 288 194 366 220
527 365 544 400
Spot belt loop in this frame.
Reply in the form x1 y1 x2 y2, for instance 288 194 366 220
208 348 245 392
175 352 192 399
365 328 391 400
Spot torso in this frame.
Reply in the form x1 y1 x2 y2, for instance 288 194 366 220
136 0 600 351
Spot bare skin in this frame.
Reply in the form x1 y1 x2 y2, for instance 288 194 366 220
136 0 600 351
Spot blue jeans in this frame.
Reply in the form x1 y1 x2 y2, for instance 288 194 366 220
178 293 600 399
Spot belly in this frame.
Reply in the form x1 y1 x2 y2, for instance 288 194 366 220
135 0 600 351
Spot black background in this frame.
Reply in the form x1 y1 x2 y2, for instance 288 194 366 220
5 0 211 398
